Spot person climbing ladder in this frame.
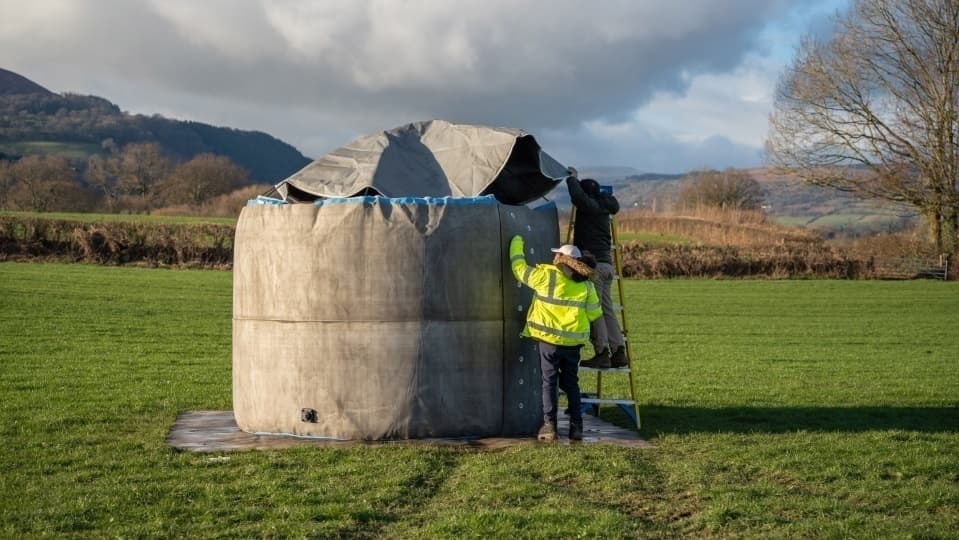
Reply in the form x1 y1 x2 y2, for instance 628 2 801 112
565 166 627 369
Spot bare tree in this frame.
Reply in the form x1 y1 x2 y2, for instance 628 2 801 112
156 154 249 208
85 154 123 212
677 168 764 211
115 142 173 210
767 0 959 253
0 160 12 209
4 155 90 212
86 143 173 212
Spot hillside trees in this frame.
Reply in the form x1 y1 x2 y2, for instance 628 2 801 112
767 0 959 254
1 155 91 212
677 168 764 210
156 153 249 208
0 88 309 183
0 143 249 214
85 142 173 212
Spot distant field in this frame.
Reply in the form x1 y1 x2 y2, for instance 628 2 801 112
616 231 691 245
0 141 102 160
0 210 236 225
773 211 914 235
1 263 957 537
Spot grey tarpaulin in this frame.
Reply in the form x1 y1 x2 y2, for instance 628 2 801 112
233 197 559 439
274 120 568 205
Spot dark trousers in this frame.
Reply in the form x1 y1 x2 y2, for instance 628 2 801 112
538 341 582 424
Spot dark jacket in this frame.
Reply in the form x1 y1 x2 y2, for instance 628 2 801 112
567 177 620 264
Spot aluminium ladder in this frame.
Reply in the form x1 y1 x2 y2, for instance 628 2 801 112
566 205 641 428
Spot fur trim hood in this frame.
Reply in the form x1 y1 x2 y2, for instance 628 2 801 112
553 253 595 281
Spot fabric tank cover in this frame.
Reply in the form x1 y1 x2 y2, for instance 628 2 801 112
233 196 559 440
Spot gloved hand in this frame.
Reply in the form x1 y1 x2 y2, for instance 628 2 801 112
567 166 578 178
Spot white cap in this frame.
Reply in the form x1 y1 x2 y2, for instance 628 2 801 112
550 244 582 258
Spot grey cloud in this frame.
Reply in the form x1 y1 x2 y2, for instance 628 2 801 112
0 0 799 170
540 126 761 175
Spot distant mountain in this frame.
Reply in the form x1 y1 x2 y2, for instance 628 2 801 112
546 167 913 236
0 68 310 183
576 166 642 182
0 68 54 96
544 170 685 210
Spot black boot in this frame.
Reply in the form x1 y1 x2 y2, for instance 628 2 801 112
610 345 628 368
580 347 611 369
569 418 583 441
537 421 557 442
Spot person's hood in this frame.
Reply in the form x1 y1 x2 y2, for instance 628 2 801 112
553 254 595 282
597 193 620 214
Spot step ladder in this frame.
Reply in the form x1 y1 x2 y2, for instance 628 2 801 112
566 203 641 428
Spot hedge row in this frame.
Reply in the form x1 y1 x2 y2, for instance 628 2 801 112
618 243 863 279
0 216 946 279
0 216 233 268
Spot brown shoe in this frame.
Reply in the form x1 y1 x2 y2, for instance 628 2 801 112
537 422 557 442
580 347 611 369
610 346 628 368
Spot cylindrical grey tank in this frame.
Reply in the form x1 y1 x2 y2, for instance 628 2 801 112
233 196 558 440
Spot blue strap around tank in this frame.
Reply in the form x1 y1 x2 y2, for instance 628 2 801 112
248 195 507 207
313 195 498 207
246 195 287 206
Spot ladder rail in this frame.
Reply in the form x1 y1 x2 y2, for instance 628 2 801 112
567 201 641 429
611 217 641 427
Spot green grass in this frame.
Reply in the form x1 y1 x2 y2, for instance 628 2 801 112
774 212 912 235
0 210 236 225
1 263 957 538
771 215 813 227
0 141 103 161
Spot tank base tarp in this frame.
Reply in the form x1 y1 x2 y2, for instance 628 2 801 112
233 197 558 440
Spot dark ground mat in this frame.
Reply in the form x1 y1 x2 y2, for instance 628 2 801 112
166 411 652 451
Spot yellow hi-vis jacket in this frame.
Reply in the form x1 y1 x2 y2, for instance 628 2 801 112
510 235 602 346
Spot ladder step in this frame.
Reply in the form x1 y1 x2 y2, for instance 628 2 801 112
581 398 635 405
579 366 630 373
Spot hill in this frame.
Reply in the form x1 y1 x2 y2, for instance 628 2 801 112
555 167 917 237
0 68 54 96
0 68 310 183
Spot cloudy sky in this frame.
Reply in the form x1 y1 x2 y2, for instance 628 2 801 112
1 0 846 174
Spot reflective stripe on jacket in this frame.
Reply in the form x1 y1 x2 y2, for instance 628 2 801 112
509 235 602 346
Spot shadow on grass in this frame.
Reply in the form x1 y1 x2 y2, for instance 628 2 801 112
639 405 959 437
332 449 461 539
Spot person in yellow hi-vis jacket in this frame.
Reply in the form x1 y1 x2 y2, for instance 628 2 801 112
510 235 602 441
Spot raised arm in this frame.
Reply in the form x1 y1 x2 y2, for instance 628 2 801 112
509 235 549 292
566 177 603 213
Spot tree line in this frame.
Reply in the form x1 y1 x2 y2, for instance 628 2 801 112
1 91 309 183
768 0 959 255
0 142 249 214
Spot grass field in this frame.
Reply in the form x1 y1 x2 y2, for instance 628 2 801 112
773 212 912 236
1 263 957 538
0 141 102 161
615 231 691 246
